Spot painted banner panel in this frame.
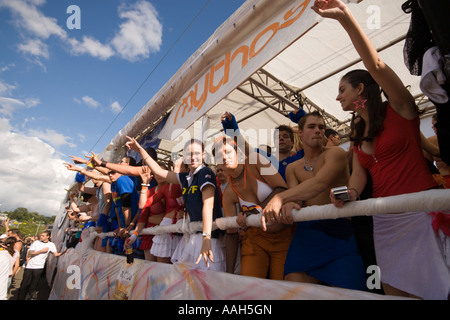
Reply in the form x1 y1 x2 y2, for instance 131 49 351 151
49 246 401 300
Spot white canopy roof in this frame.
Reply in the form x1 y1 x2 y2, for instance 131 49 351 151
100 0 434 162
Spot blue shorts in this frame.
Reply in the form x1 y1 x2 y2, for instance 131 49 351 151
100 218 116 248
284 220 367 291
96 214 108 228
83 221 96 229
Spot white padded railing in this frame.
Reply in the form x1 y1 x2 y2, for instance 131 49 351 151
90 189 449 239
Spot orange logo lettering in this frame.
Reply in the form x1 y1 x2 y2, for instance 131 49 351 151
172 0 311 125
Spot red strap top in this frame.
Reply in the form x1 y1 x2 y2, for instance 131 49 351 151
138 186 166 224
159 183 183 213
353 103 437 198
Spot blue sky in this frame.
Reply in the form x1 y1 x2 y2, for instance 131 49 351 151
0 0 245 215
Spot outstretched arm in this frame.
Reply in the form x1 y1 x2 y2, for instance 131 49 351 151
64 163 111 183
312 0 415 119
52 248 68 257
89 153 141 176
125 136 179 184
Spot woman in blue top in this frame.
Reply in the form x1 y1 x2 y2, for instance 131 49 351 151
126 136 225 271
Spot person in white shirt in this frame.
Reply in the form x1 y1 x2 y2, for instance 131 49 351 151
17 231 66 300
0 237 19 300
0 251 10 300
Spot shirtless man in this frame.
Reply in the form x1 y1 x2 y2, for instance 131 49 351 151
262 111 349 222
262 111 366 290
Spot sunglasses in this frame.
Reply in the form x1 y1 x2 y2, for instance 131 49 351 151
107 171 117 175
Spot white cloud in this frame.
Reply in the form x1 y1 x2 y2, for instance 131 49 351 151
21 117 36 128
0 96 40 117
25 0 46 5
111 0 163 61
24 97 40 108
110 101 122 114
0 117 12 132
78 133 86 143
68 36 115 61
68 0 163 62
0 97 25 117
0 0 66 40
0 68 40 118
17 38 49 59
0 80 17 96
81 96 100 108
0 0 163 62
0 63 16 73
0 118 74 216
27 128 76 148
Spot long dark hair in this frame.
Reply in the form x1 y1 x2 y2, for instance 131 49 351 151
342 70 387 146
3 236 17 257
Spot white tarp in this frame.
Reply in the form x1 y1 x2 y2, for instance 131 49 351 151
157 0 317 141
100 0 430 162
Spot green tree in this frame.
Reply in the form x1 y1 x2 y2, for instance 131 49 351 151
1 207 57 238
9 207 32 221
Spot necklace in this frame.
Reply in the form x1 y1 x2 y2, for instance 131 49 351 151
303 149 323 172
303 156 316 172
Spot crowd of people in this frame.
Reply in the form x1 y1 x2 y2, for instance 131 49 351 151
0 221 65 300
53 0 449 301
0 225 25 300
